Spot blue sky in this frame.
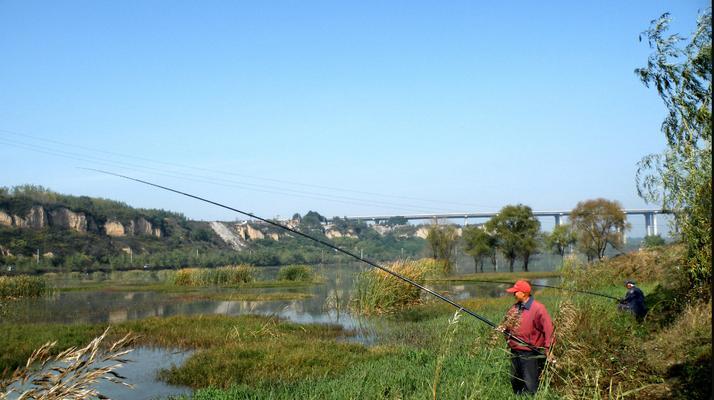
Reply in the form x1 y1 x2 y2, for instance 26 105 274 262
0 1 708 236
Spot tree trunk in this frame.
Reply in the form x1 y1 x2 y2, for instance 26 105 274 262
480 258 484 273
508 257 515 272
473 257 479 273
523 254 529 272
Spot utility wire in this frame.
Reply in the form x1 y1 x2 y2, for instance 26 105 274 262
0 128 501 210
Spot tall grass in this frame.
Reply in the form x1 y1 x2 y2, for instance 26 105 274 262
353 259 443 315
0 275 49 298
277 265 313 282
171 265 257 286
0 328 134 400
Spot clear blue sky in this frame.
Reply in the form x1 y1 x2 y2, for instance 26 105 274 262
0 1 708 236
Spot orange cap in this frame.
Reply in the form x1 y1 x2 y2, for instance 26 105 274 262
506 280 531 293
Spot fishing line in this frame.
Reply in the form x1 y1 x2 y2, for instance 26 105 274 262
461 280 620 301
83 168 545 353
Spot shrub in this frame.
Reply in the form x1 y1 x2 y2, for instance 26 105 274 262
277 265 313 282
171 265 257 286
0 275 48 298
353 259 440 315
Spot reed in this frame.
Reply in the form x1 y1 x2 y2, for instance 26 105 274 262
171 265 257 286
277 264 313 282
0 275 49 298
353 260 431 315
0 328 134 400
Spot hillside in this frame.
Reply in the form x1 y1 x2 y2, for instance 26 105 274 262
0 186 426 273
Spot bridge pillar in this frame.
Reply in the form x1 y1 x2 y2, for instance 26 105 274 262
554 215 561 227
464 216 468 226
653 213 658 236
644 213 652 236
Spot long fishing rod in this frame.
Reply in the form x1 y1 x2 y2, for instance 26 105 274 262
85 168 544 353
463 280 620 301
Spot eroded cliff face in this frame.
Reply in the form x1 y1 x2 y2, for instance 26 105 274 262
0 211 12 226
103 218 162 238
104 220 126 237
49 208 88 232
209 221 245 250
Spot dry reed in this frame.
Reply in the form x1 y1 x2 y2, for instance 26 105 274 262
0 328 135 400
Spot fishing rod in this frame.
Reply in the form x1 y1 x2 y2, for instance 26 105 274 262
85 168 545 353
463 280 620 301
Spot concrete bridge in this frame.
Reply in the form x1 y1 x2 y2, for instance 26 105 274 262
342 209 671 236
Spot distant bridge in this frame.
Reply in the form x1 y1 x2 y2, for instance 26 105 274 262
341 209 671 236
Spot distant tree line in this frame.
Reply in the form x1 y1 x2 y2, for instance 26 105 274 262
428 198 638 273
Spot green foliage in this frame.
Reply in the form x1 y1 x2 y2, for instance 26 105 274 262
171 265 257 286
545 224 576 259
0 275 48 298
642 234 666 248
570 198 629 262
462 226 497 272
635 10 712 298
277 265 313 282
425 224 458 269
384 216 408 226
353 259 445 315
485 204 541 272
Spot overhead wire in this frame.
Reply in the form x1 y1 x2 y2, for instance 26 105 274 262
0 129 502 211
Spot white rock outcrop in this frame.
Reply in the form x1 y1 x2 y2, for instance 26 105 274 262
209 221 245 250
105 220 126 237
49 208 88 232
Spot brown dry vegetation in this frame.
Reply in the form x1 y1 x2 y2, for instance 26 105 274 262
550 245 711 400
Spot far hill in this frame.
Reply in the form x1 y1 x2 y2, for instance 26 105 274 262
0 186 427 273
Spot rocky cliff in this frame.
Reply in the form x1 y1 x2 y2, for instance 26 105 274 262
0 206 162 238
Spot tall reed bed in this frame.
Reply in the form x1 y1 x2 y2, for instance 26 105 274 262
171 265 257 287
0 275 49 298
277 265 313 282
353 259 445 314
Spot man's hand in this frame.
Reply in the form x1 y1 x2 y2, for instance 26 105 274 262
546 349 556 364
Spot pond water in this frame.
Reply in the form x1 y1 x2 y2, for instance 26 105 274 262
2 264 558 399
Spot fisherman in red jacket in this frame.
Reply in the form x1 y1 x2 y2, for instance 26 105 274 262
500 280 554 395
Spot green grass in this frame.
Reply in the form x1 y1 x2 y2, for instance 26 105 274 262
0 275 49 298
3 246 707 399
277 264 313 282
353 259 447 315
171 265 258 286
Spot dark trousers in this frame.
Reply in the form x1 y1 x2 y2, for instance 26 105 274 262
510 349 545 394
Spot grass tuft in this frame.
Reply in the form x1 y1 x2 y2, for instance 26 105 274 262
277 265 313 282
171 265 257 286
0 275 49 299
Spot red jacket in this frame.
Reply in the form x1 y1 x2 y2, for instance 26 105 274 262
505 297 554 351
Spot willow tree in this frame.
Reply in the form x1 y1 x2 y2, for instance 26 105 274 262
425 224 458 272
570 199 629 261
635 10 712 295
462 225 497 272
485 205 540 272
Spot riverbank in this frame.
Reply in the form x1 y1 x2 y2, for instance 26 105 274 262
1 245 708 399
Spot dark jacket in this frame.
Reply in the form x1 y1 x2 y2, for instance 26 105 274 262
620 286 647 318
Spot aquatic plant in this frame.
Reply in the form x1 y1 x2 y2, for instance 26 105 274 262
171 265 257 286
277 264 313 282
0 328 134 400
0 275 48 299
353 259 443 315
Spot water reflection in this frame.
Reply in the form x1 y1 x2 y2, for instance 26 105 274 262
3 265 559 328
